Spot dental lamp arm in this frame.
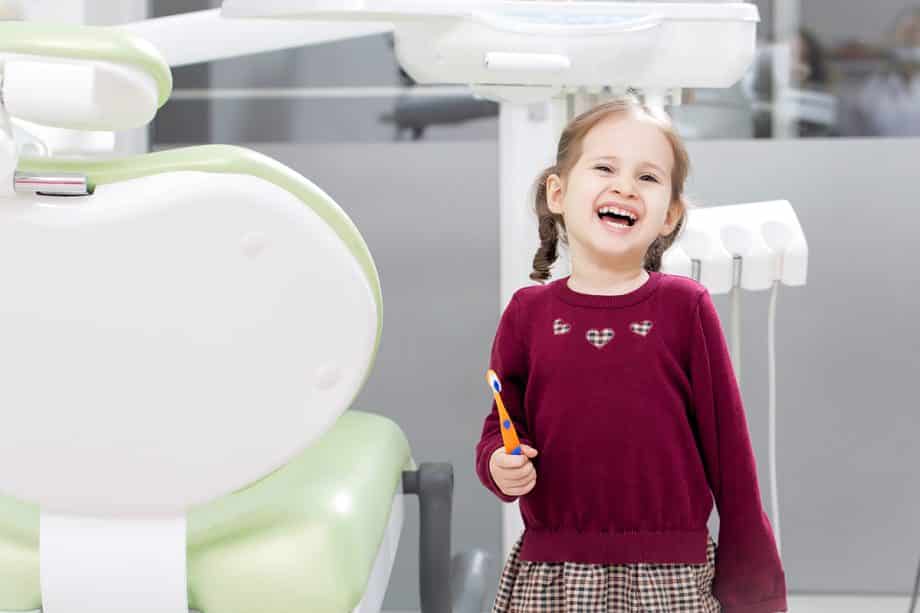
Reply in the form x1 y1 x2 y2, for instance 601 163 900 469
118 9 392 67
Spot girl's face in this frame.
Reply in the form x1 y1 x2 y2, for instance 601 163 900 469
547 114 681 270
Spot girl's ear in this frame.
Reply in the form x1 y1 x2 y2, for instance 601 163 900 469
546 174 565 215
660 197 685 237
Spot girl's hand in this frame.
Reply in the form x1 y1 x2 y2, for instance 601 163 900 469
489 444 539 497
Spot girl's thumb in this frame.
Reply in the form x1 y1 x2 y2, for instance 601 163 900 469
520 445 539 458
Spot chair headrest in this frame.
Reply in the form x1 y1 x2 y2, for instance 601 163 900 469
0 22 172 130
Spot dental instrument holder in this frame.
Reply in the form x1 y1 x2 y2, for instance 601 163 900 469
663 200 808 294
732 255 743 287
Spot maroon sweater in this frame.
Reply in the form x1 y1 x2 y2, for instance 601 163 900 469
475 272 787 613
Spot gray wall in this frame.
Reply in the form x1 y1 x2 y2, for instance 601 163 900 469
242 136 920 610
749 0 918 44
801 0 919 45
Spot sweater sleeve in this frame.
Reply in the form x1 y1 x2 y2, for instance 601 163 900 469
475 293 533 503
689 289 788 613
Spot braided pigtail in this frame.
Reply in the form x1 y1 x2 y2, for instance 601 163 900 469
643 201 689 271
530 167 566 283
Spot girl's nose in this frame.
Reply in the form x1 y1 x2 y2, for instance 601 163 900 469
610 178 638 199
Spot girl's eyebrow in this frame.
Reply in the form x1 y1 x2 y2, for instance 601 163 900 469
591 155 669 176
639 162 669 176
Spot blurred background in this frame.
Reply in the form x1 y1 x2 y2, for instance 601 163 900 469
151 0 920 144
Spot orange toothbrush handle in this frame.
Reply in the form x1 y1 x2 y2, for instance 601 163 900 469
492 391 522 455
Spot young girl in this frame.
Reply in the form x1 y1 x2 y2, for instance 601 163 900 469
475 100 787 613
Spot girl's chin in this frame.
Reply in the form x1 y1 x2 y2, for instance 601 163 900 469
586 242 648 264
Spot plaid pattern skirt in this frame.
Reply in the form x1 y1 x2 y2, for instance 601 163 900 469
492 536 721 613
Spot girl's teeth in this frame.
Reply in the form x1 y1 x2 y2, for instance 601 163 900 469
599 206 637 222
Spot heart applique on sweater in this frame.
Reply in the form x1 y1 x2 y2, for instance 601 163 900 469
630 321 654 337
586 328 614 349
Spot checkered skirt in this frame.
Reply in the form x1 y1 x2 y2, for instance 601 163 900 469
492 536 720 613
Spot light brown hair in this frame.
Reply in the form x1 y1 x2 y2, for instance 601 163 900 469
530 99 690 282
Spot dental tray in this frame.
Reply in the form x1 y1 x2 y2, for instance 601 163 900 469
223 1 759 93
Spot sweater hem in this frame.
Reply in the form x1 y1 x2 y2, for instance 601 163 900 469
520 528 710 564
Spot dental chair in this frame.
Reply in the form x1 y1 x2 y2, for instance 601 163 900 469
0 22 484 613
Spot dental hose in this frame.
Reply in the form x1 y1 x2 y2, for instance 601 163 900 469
910 557 920 613
909 554 920 613
768 280 781 558
730 285 742 383
730 275 781 559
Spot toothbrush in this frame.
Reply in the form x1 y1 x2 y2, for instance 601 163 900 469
486 369 522 455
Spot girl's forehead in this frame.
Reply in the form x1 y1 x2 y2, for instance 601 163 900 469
579 115 674 170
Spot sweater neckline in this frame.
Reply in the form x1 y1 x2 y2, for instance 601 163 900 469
553 271 662 308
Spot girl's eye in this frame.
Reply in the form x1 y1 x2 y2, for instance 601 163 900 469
640 174 660 183
594 165 614 173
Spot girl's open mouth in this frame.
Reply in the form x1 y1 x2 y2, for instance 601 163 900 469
597 206 637 228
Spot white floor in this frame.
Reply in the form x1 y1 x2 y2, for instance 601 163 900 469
788 595 910 612
387 594 912 612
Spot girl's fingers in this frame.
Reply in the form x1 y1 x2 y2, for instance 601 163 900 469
499 464 535 485
505 476 537 496
495 452 531 469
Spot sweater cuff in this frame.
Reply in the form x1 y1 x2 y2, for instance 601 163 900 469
721 596 787 613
